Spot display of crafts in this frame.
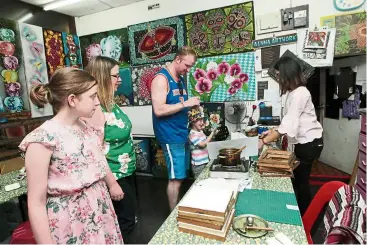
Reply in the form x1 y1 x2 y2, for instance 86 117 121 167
187 52 256 102
62 33 83 68
201 103 225 138
79 28 129 66
128 16 185 65
0 18 24 113
43 29 65 77
184 1 255 57
19 23 53 118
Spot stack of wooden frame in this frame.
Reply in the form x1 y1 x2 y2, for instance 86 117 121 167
258 149 299 177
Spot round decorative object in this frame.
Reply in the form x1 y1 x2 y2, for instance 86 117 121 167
5 82 21 97
232 214 270 238
4 96 24 113
0 28 15 42
0 41 15 56
100 35 122 61
1 69 18 83
138 26 175 60
3 56 19 70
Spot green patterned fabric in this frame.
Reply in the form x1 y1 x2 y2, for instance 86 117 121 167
102 104 136 179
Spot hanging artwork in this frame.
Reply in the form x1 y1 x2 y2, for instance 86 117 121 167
19 23 53 118
0 18 24 114
320 11 366 56
333 0 366 11
134 137 152 173
131 62 171 106
268 50 315 81
187 52 256 102
43 29 65 77
114 67 133 107
61 32 83 69
185 1 255 57
281 5 309 31
128 16 185 66
297 28 336 67
79 28 129 67
201 102 225 141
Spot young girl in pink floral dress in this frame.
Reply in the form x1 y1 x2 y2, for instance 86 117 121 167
19 68 124 244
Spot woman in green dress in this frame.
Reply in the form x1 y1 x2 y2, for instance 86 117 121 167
85 56 137 243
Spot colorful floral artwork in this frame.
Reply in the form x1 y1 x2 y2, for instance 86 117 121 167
43 29 65 77
114 67 133 107
201 102 225 140
61 32 83 69
320 11 366 56
19 23 53 118
131 62 170 106
79 28 129 67
128 16 185 66
184 1 255 58
187 53 255 102
0 18 24 114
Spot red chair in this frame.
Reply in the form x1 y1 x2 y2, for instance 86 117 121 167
302 181 346 244
10 221 36 244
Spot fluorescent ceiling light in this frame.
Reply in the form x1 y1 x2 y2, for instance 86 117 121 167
43 0 85 11
18 13 33 22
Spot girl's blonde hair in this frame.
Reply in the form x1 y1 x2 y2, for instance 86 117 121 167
85 56 119 112
29 67 96 112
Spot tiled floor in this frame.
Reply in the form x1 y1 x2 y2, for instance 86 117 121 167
1 176 326 244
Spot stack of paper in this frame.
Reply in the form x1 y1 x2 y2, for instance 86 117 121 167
177 185 235 242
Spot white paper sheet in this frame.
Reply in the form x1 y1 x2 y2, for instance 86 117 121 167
255 49 262 72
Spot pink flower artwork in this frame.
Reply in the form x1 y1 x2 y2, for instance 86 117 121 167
231 78 243 90
230 63 241 76
228 86 238 95
207 69 218 81
139 67 161 99
193 68 207 80
239 73 249 83
86 43 102 61
195 78 213 94
217 61 230 74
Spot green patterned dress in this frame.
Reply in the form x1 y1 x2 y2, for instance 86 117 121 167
102 104 136 179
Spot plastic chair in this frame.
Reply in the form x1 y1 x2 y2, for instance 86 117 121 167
302 181 347 244
10 220 36 244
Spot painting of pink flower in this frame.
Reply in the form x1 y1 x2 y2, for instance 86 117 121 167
239 73 249 83
210 114 221 124
194 68 207 80
228 86 238 95
207 69 218 81
217 61 230 74
230 63 241 76
231 78 243 90
195 78 212 94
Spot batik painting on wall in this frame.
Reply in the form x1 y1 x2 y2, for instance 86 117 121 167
201 102 225 140
43 29 65 77
184 1 255 58
320 11 366 56
114 67 133 107
0 18 25 114
297 28 336 67
131 62 170 106
134 137 152 174
61 32 83 69
19 23 53 118
128 16 185 66
79 28 130 67
187 52 256 102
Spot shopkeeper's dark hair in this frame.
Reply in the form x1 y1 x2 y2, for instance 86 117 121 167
274 56 306 96
29 68 96 112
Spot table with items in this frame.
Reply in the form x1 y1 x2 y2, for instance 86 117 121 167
149 161 308 244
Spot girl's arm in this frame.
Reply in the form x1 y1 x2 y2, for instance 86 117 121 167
25 143 54 244
82 107 124 201
197 129 217 148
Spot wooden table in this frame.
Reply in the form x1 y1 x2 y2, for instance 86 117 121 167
149 161 308 244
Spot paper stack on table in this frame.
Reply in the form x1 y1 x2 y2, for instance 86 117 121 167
177 184 235 242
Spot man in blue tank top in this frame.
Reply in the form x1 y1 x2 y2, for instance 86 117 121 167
151 46 200 211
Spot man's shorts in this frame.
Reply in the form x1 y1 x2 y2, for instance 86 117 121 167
160 143 190 180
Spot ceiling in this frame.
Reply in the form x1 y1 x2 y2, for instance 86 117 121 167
20 0 145 17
